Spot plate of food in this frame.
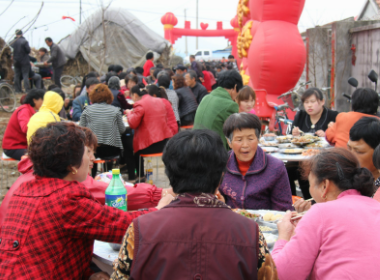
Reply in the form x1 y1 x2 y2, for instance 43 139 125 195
276 135 293 143
246 210 285 223
302 149 320 157
233 209 261 221
263 233 278 248
263 147 279 153
305 142 329 148
261 142 279 147
291 136 318 146
257 220 278 233
278 143 297 149
280 148 304 155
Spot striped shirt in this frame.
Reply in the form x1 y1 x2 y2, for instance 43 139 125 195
166 89 180 122
79 103 125 150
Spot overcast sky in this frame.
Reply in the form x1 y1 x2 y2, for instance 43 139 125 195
0 0 367 56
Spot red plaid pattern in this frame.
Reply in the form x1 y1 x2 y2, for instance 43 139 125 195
0 177 155 279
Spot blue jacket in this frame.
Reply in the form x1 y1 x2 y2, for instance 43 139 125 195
72 94 90 121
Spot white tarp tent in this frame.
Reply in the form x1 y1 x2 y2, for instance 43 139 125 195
59 7 170 73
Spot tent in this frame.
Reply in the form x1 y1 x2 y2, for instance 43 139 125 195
59 7 171 74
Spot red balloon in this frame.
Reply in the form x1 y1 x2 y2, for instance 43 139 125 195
248 21 306 96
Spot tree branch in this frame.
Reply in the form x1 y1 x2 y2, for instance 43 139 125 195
0 0 14 17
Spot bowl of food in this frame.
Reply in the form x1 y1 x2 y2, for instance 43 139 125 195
264 136 276 141
278 143 297 149
279 148 304 155
277 136 291 143
263 233 278 248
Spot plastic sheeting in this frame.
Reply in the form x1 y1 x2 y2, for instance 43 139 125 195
59 7 170 74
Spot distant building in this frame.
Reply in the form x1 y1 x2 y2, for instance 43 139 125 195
358 0 380 20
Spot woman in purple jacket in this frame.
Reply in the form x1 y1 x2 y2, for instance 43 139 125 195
220 113 293 210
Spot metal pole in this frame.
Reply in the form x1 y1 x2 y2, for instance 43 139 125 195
79 0 82 24
196 0 198 50
184 9 188 56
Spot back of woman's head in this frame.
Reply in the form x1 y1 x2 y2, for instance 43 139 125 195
89 84 114 104
147 84 168 99
302 148 374 197
108 76 120 90
162 129 228 194
24 89 46 107
172 74 185 89
105 71 117 84
218 70 243 92
352 88 379 115
350 117 380 149
124 74 138 85
157 73 171 89
131 83 148 97
301 87 324 103
29 122 86 179
81 126 98 150
236 86 256 104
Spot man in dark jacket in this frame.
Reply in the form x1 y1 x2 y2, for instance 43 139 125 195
185 70 209 104
11 29 31 93
44 37 66 87
72 77 99 121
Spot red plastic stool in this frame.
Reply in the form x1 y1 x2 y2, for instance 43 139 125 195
180 125 193 130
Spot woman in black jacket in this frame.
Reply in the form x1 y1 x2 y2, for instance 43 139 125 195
172 74 198 126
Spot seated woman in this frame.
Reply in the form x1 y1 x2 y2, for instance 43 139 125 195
108 76 131 111
288 88 339 198
172 74 198 126
219 113 293 210
111 129 278 280
27 90 63 144
0 122 172 279
79 84 126 177
0 125 174 225
126 84 175 180
292 88 338 137
2 89 45 160
236 86 256 114
272 148 380 280
121 74 138 98
326 88 379 147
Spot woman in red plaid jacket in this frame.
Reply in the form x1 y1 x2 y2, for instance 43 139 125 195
0 122 172 280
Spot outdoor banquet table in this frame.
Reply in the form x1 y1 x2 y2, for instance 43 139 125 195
269 152 311 162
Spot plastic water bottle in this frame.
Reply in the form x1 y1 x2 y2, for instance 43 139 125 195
146 160 153 185
105 169 127 211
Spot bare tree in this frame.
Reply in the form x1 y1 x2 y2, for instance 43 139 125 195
98 0 114 74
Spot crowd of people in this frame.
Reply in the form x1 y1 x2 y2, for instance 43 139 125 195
2 35 380 279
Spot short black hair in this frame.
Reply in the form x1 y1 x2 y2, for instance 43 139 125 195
147 84 168 99
114 64 123 73
351 88 379 115
45 37 52 42
157 73 171 88
373 144 380 169
350 117 380 149
146 52 154 60
218 70 243 92
216 65 222 70
223 113 262 142
153 68 162 80
190 55 195 59
85 77 100 88
301 87 324 103
125 74 138 85
131 83 148 97
47 84 59 90
118 72 127 80
50 88 65 100
162 129 228 194
24 89 45 107
228 55 234 59
135 66 144 75
108 65 116 72
186 70 197 81
105 71 117 84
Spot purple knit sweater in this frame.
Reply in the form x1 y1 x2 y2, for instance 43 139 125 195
220 146 293 211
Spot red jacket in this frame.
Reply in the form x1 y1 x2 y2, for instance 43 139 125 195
0 176 156 279
202 70 212 92
0 157 162 225
127 95 174 152
2 104 35 150
143 60 154 77
162 98 178 136
130 193 259 279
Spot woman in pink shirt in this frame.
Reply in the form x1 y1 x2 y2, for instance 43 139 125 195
272 148 380 280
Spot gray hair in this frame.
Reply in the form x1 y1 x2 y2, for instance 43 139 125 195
108 76 120 90
186 70 197 80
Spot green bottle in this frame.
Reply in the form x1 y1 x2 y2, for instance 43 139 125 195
105 169 127 211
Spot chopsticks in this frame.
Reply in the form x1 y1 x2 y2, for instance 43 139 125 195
292 197 314 207
290 211 308 221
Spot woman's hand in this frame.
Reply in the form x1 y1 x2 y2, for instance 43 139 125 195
315 130 325 137
294 198 312 213
292 126 301 136
216 190 225 203
156 194 175 209
277 210 296 242
328 121 335 128
125 109 132 115
89 272 110 280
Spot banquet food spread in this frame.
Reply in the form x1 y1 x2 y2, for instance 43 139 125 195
233 209 261 219
259 225 275 232
263 212 283 222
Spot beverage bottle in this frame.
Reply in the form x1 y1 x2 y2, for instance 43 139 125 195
146 160 153 185
84 99 89 107
105 169 127 211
